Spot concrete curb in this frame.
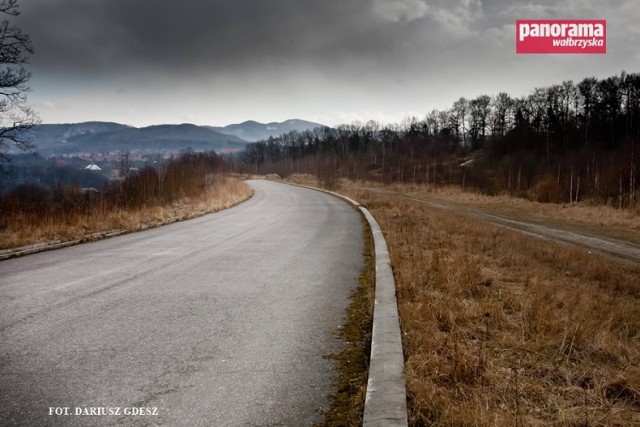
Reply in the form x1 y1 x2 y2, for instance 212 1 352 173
285 182 408 426
360 207 408 427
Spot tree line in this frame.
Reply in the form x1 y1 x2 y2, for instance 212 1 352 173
237 71 640 207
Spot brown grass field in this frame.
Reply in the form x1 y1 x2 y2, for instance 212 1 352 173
332 181 640 426
0 176 253 250
386 182 640 246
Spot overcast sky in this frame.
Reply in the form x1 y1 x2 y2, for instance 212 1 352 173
13 0 640 127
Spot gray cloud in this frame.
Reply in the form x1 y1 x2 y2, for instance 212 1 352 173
12 0 640 126
20 1 382 75
18 0 505 78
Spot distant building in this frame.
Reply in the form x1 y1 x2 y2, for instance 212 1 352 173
84 163 102 171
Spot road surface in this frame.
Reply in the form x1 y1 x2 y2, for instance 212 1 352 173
0 180 363 426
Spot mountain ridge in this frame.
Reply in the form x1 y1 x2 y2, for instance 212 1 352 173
24 119 326 155
208 118 325 142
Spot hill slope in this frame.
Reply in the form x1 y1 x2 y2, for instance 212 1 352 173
209 119 324 142
27 122 249 155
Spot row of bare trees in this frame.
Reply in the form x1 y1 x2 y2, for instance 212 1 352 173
237 71 640 207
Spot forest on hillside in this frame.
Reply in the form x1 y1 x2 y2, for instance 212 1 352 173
238 71 640 208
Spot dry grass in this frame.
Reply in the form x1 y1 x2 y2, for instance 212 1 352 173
282 173 320 187
342 180 640 245
0 176 253 250
336 184 640 426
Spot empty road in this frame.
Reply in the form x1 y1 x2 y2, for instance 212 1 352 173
0 180 363 426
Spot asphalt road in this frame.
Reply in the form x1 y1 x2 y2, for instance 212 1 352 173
0 180 363 426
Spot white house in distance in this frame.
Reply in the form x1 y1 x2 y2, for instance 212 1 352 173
84 163 102 171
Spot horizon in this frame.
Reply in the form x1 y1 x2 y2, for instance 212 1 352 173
34 118 328 129
32 67 638 130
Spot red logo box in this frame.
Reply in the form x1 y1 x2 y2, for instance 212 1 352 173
516 20 606 54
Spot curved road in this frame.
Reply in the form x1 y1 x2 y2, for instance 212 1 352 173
0 180 363 426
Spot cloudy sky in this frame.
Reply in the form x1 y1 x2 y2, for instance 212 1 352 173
13 0 640 127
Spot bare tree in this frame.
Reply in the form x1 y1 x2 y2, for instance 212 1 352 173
425 109 439 136
452 97 468 148
491 92 513 140
469 95 491 149
559 80 577 152
0 0 38 167
578 77 598 147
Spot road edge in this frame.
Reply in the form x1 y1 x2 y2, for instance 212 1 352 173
284 182 408 426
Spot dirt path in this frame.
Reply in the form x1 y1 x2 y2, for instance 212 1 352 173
409 196 640 264
350 185 640 266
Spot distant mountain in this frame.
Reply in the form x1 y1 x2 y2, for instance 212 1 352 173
209 119 325 142
26 122 131 154
22 119 326 156
26 122 249 155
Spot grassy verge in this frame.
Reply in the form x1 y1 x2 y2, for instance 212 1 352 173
317 211 375 426
337 185 640 426
0 176 253 250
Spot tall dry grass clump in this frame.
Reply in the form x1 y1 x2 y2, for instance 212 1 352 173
339 186 640 426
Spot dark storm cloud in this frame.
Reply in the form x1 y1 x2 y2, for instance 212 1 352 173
19 1 402 77
17 0 513 82
19 0 636 81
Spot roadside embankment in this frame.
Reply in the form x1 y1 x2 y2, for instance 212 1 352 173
0 176 253 259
